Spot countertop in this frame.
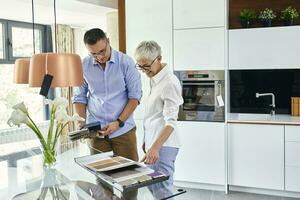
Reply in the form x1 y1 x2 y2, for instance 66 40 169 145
227 113 300 125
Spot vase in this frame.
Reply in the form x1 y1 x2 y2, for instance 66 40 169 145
41 147 57 167
262 19 272 27
240 19 251 28
284 19 294 26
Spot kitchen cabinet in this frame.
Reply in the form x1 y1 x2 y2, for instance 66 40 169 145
174 28 225 70
229 26 300 69
173 0 225 29
285 125 300 192
174 121 225 185
228 123 284 190
126 0 172 120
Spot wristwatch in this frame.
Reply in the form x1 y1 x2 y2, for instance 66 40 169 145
117 118 124 128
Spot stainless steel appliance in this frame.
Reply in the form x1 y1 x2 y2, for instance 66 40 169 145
174 70 225 122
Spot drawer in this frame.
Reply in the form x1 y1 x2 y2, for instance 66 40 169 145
286 142 300 166
285 125 300 142
285 166 300 192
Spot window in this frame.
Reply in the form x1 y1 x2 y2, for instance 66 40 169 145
0 19 45 64
0 23 3 59
0 19 47 128
11 27 42 57
0 64 44 129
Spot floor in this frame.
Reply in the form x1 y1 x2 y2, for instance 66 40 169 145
174 188 299 200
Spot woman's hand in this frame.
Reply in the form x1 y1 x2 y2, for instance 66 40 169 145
141 146 160 165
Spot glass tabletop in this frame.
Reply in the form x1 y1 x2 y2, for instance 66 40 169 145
0 139 186 200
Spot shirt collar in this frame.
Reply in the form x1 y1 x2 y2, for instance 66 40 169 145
151 64 169 85
92 48 117 66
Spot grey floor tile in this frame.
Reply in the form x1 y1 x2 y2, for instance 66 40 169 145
282 197 300 200
219 191 281 200
174 187 299 200
174 188 212 200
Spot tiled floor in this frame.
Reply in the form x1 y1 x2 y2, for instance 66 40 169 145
175 188 299 200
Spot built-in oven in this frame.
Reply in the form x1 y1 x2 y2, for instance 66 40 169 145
174 70 225 122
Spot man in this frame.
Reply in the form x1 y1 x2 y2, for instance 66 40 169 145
73 28 142 161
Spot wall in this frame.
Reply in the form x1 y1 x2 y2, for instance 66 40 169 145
230 69 300 114
73 28 88 59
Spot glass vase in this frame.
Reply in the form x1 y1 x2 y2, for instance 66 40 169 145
41 147 57 168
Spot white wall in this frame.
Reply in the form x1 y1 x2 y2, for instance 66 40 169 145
106 11 119 50
74 28 88 59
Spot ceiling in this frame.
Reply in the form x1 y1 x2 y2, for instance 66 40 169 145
0 0 117 30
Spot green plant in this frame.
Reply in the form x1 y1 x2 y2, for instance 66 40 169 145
258 8 277 20
240 9 256 21
281 6 299 20
7 97 83 166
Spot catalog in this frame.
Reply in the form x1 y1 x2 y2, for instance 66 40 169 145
75 152 137 172
74 152 169 193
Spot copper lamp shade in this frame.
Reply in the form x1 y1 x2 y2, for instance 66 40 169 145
29 53 83 87
14 58 30 84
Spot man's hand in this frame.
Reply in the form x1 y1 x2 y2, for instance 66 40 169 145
99 121 119 136
141 146 160 165
76 120 86 130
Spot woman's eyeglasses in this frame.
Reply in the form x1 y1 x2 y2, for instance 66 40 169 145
135 56 159 71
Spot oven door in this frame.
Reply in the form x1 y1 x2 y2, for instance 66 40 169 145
179 80 218 121
182 81 216 111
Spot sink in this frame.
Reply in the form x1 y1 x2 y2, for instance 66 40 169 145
236 113 273 121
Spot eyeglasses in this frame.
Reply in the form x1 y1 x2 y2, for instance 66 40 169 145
89 41 108 58
135 56 159 72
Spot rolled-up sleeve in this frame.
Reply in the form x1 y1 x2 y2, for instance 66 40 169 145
161 82 184 129
124 57 142 101
72 79 89 105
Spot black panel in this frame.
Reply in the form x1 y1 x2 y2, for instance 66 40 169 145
230 69 300 114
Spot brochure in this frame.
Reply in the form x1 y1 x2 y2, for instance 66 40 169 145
74 152 169 193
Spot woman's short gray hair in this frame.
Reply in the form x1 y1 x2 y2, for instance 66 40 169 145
134 40 161 61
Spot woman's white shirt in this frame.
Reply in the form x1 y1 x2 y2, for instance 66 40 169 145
143 65 183 151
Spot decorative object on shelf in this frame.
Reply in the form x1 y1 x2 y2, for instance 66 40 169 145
7 97 84 167
239 9 256 28
280 6 299 26
291 97 300 116
259 8 277 27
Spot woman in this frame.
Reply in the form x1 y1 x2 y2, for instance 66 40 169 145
134 41 183 194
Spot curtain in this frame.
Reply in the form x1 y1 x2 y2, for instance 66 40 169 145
51 24 76 139
52 24 75 54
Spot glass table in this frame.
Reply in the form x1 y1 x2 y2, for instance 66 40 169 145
0 140 186 199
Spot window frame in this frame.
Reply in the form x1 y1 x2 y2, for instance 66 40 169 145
0 19 46 64
0 19 8 62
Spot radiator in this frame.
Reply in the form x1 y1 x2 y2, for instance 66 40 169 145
0 121 50 144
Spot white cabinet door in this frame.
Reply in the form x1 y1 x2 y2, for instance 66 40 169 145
285 125 300 192
285 166 300 192
229 26 300 69
174 28 225 71
173 0 225 29
228 123 284 190
126 0 173 120
174 121 225 185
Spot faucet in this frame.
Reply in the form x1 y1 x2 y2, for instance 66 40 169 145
256 93 276 115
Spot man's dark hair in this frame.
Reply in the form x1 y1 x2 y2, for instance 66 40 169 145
84 28 107 45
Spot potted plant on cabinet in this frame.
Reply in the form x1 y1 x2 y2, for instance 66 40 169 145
259 8 277 27
280 6 299 26
239 9 256 28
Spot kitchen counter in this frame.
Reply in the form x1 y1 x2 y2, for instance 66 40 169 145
227 113 300 125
